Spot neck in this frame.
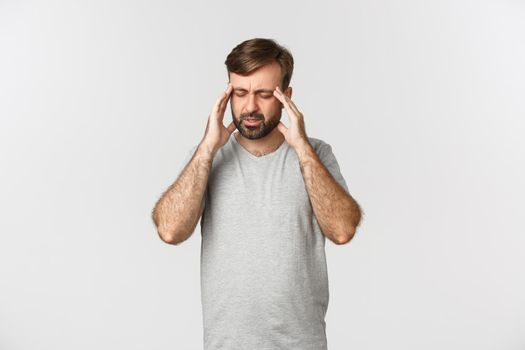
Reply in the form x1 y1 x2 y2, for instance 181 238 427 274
234 128 285 156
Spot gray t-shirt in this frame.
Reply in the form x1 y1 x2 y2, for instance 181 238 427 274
179 132 349 350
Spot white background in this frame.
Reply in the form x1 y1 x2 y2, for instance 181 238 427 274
1 0 524 349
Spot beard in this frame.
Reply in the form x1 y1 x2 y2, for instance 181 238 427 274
231 107 282 140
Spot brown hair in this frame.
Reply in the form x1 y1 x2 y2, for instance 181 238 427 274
225 38 294 90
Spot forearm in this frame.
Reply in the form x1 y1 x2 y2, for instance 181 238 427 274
296 142 361 244
152 143 214 244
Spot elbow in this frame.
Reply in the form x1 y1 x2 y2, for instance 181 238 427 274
333 203 362 245
157 228 186 245
333 226 356 245
157 229 177 245
154 224 175 244
152 210 183 245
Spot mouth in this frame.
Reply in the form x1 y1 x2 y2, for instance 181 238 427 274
243 118 262 127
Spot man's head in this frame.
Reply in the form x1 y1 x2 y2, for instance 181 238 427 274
225 38 294 140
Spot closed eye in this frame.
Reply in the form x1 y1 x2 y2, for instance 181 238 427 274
235 92 273 99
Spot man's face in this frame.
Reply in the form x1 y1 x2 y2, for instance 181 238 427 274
229 61 291 140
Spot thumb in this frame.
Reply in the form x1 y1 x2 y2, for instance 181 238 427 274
277 121 287 135
226 120 237 134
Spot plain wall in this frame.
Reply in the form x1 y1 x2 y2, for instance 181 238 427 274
1 0 524 349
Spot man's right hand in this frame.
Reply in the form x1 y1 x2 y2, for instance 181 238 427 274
199 83 236 155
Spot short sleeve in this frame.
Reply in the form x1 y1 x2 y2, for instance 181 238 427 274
317 142 350 194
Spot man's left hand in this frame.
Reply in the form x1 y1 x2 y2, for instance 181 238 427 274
273 86 311 152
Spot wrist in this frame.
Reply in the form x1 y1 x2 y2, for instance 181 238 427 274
295 140 314 160
197 142 217 160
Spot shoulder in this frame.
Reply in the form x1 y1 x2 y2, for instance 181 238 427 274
307 136 331 154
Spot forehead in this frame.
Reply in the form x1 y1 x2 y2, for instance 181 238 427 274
229 61 282 91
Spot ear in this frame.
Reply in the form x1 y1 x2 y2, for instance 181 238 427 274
280 86 292 109
285 86 292 99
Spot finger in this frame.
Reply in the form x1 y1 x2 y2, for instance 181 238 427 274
276 86 301 117
287 99 301 117
212 93 226 116
276 121 288 136
273 86 293 112
212 83 233 117
226 120 236 134
220 83 233 109
274 88 297 121
218 83 233 110
219 85 233 114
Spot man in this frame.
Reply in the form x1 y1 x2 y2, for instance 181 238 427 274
152 38 362 350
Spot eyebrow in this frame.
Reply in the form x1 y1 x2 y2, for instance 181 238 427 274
233 87 274 93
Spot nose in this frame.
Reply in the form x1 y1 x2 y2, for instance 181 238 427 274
244 93 259 113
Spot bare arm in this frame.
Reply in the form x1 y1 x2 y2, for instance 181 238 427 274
151 82 235 245
297 143 362 245
151 144 214 244
271 86 362 245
